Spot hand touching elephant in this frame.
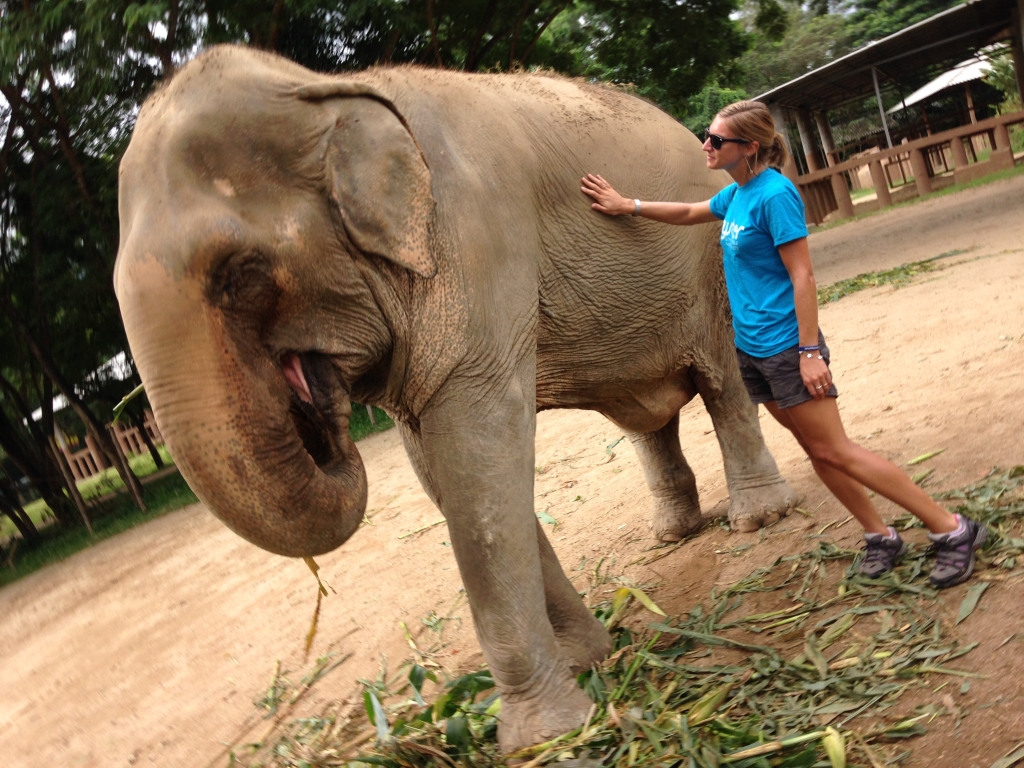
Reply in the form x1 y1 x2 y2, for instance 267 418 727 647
115 45 796 753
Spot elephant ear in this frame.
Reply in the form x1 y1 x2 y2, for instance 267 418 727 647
296 82 437 279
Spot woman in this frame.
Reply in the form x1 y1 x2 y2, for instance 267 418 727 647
580 100 986 588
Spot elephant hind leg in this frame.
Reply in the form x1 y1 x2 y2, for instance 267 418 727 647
695 363 798 532
535 518 613 672
628 413 703 542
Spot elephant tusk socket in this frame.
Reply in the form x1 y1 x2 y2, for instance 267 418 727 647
281 352 314 405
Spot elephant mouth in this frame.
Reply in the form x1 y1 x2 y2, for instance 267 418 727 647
281 351 350 468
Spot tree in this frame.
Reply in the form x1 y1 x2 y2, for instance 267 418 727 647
843 0 962 48
736 4 853 97
983 49 1022 112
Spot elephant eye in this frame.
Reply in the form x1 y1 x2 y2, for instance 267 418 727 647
208 251 278 315
220 277 235 305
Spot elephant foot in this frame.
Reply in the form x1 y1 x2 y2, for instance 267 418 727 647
650 496 703 542
499 670 594 756
727 479 798 532
554 614 614 673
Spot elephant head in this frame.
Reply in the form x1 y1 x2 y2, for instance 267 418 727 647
114 46 435 556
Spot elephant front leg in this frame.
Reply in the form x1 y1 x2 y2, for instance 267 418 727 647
698 365 798 532
628 413 704 542
420 377 594 755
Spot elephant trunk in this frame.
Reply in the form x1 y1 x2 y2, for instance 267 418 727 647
118 264 367 557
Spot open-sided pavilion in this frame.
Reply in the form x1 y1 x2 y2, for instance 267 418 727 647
753 0 1024 224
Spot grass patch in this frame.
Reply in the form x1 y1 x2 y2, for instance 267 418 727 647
810 161 1024 233
816 249 966 305
227 468 1024 768
0 471 198 587
77 445 175 501
350 404 396 442
0 446 175 540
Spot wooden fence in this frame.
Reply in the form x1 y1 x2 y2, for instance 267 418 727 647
797 109 1024 225
62 410 164 481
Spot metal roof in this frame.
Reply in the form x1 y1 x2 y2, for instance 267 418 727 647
885 49 1000 113
753 0 1017 111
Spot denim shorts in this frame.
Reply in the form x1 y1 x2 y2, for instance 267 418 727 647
736 331 839 409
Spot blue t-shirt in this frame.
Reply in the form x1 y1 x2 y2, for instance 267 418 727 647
709 168 808 357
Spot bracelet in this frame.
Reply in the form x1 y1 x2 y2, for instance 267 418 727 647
797 345 820 352
632 199 642 216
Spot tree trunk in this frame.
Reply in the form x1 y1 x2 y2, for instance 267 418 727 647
0 471 39 543
49 436 93 535
131 410 164 470
517 5 566 66
0 407 76 527
465 0 500 71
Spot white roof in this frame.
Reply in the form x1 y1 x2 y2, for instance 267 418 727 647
887 51 999 113
30 351 133 422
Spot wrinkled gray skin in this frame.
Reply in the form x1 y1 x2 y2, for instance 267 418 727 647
115 46 797 753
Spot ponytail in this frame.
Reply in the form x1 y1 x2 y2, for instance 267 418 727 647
761 132 789 169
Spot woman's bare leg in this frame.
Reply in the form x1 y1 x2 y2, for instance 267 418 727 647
766 398 957 534
764 402 888 535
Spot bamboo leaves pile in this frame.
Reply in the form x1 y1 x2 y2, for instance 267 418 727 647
232 467 1024 768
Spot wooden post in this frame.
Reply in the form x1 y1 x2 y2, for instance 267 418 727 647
991 121 1016 172
995 122 1012 150
366 404 376 426
64 448 85 481
814 111 839 167
796 110 823 172
909 148 932 196
965 83 978 124
108 426 147 512
868 160 892 207
767 102 800 181
48 436 93 535
830 172 854 219
949 135 969 168
84 433 109 471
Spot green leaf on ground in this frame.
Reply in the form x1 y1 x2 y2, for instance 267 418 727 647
956 583 989 625
908 449 946 466
536 508 558 526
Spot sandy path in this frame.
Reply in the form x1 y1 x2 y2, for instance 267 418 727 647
1 172 1023 768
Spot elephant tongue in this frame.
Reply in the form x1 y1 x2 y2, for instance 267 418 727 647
281 352 314 405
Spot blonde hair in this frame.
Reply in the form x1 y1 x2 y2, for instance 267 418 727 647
717 100 789 170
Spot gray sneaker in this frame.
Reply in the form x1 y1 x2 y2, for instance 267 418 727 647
928 515 988 588
859 527 908 577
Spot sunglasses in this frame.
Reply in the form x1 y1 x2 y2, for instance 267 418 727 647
703 129 750 150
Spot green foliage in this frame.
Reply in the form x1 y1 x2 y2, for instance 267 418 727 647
231 468 1024 767
736 6 853 98
844 0 962 48
983 50 1022 113
348 405 396 443
815 255 957 305
682 83 750 135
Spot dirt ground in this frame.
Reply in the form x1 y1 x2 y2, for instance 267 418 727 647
2 173 1023 768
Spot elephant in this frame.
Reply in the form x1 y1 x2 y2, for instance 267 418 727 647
114 45 798 753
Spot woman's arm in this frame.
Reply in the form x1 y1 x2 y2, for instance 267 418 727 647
581 174 717 226
778 237 832 400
